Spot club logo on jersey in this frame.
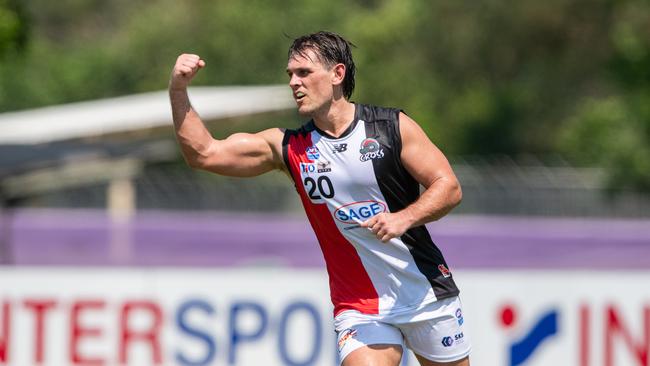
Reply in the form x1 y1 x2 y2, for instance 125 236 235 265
300 162 316 174
334 200 387 224
317 160 331 173
359 138 385 161
337 328 358 350
332 143 348 153
456 308 464 326
306 146 320 160
438 264 452 278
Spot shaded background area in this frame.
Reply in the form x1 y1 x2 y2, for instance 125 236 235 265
0 0 648 264
1 0 649 195
0 0 649 265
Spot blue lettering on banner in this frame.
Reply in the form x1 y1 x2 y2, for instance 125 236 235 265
158 298 345 365
508 310 558 366
278 302 322 366
175 300 217 366
229 301 269 365
334 201 387 224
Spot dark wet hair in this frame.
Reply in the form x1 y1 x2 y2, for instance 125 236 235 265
288 31 356 100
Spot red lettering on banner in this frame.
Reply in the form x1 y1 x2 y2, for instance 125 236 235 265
119 301 163 364
605 304 649 366
23 299 57 364
580 304 590 366
0 301 9 362
70 300 106 365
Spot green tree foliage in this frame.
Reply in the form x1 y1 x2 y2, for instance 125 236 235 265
558 0 650 191
0 0 28 56
0 0 648 190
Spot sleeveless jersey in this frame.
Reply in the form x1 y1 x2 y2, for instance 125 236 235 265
282 104 459 317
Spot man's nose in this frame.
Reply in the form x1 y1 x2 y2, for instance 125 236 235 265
289 74 301 87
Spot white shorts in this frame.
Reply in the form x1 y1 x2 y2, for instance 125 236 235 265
335 296 471 364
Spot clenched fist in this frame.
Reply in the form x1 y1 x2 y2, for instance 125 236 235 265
360 211 414 243
170 54 206 90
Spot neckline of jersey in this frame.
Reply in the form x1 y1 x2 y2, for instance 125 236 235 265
309 103 362 141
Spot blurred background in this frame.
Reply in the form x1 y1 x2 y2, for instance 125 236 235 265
0 1 649 365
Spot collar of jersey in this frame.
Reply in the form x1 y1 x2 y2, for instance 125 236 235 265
309 103 362 140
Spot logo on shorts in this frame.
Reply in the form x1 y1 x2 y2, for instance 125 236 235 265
359 138 384 161
442 336 454 347
306 146 320 160
456 308 464 326
438 264 451 278
442 332 464 348
338 328 358 350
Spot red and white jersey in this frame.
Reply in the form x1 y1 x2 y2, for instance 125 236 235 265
283 104 459 318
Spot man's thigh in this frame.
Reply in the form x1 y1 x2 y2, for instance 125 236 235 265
398 297 471 364
415 354 470 366
337 321 403 365
342 344 403 366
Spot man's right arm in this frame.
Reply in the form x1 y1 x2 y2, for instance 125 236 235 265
169 54 284 177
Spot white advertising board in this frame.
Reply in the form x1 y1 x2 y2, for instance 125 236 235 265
0 268 649 366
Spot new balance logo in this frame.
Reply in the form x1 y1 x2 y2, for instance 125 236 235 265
332 143 347 153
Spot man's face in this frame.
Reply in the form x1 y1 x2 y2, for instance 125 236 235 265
286 48 336 116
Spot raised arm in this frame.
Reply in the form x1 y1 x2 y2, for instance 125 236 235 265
361 112 462 242
169 54 284 177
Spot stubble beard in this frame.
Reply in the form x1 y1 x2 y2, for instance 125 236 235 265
298 99 332 120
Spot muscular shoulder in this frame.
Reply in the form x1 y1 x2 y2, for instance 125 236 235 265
256 127 286 170
397 112 427 142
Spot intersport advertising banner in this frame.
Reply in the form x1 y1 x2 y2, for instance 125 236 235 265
0 268 648 366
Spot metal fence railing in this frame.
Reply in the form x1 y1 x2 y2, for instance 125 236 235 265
14 158 650 218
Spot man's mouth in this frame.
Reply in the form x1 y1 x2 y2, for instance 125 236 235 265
294 91 306 101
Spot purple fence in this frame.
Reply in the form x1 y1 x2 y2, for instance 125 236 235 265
2 209 650 268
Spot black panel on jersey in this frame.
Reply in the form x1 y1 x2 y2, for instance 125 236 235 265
360 104 460 300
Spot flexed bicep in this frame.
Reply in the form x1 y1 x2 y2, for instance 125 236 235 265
168 53 285 178
193 128 285 177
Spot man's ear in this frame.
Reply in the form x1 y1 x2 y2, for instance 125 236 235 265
332 63 346 86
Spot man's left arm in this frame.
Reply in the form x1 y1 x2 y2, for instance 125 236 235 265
361 112 462 242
